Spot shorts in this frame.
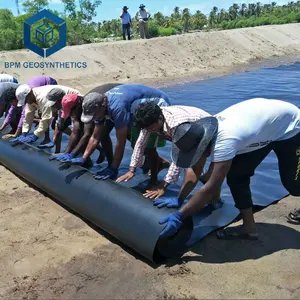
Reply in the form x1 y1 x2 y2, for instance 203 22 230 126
128 126 166 149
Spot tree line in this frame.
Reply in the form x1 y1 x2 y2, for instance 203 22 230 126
1 0 300 51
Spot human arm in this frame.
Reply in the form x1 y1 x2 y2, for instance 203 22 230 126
111 126 128 169
82 123 104 161
71 123 94 156
179 160 232 217
1 105 16 130
33 106 52 137
151 156 205 204
116 128 151 183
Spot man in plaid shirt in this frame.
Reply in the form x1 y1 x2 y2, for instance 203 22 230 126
116 102 211 198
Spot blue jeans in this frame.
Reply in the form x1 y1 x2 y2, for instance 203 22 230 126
122 23 131 40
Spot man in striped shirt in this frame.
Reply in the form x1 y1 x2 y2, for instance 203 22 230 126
116 102 211 198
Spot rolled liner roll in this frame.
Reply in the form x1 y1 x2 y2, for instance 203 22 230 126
0 139 193 263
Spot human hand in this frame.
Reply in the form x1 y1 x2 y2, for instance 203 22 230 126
37 142 55 149
20 133 38 144
153 197 182 209
159 211 184 238
143 181 168 199
49 152 67 161
115 171 135 183
9 133 26 144
2 134 17 141
94 167 118 180
66 156 85 165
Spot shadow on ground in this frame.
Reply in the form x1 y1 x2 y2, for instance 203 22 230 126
166 222 300 265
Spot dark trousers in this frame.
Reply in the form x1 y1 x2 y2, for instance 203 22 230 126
122 23 131 40
227 132 300 210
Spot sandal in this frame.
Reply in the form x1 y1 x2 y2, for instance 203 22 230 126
287 208 300 224
217 226 258 240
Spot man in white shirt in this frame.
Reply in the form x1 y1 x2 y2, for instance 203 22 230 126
120 6 131 40
155 98 300 239
135 4 151 39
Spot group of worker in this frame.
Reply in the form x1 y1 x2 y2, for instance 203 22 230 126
0 72 299 240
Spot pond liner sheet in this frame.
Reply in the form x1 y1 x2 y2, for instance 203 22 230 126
0 139 193 263
0 137 289 261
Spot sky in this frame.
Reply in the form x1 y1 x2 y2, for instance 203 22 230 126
0 0 291 21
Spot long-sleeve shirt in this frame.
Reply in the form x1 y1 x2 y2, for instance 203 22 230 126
22 85 80 137
4 76 57 128
130 106 211 183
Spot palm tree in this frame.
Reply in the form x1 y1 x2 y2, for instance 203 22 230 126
171 6 181 22
256 2 262 17
240 3 247 17
209 6 218 26
182 8 191 32
154 12 165 26
193 10 207 29
15 0 20 15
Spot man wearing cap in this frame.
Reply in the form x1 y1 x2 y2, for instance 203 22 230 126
0 82 20 136
153 98 300 239
49 83 120 165
117 102 211 199
135 4 151 39
68 84 170 183
120 6 131 40
12 84 80 145
0 73 18 83
1 76 57 141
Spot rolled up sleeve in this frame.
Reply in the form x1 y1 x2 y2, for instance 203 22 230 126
130 129 151 168
164 162 181 184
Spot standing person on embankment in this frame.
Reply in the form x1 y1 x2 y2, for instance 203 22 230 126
120 6 131 40
49 83 120 167
150 98 300 239
135 4 151 39
0 76 58 142
65 84 170 184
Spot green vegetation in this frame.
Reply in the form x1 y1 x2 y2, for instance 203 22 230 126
1 1 300 51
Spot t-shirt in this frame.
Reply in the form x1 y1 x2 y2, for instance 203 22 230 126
211 98 300 162
0 74 18 83
120 12 131 24
0 82 19 104
28 76 57 88
105 84 170 129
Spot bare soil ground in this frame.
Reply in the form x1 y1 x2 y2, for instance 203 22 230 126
0 165 299 299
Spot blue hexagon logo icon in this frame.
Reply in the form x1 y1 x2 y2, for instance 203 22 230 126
24 9 66 58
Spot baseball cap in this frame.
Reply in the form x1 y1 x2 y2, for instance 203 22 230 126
16 84 31 107
46 88 66 107
81 92 105 123
61 94 79 119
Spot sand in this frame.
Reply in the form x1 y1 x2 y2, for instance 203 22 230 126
0 24 300 299
1 23 300 92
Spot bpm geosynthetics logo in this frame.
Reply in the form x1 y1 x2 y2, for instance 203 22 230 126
24 9 66 58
